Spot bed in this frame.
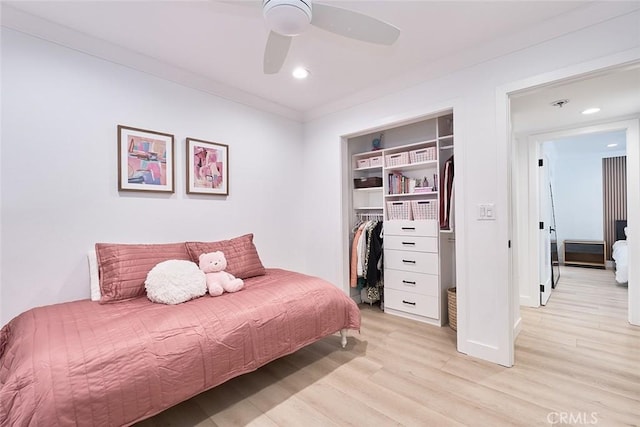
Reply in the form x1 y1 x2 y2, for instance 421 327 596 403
0 235 361 426
612 220 628 284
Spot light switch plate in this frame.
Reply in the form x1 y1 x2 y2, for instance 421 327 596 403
478 203 496 220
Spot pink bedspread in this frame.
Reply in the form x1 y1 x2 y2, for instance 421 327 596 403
0 269 360 426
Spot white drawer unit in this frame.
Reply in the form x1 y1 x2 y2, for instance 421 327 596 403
383 219 448 326
384 269 439 296
385 235 438 253
385 220 439 237
385 249 439 275
384 288 439 319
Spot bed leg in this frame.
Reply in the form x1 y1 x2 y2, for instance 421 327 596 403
340 329 347 348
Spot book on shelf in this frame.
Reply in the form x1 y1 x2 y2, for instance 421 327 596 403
388 173 437 195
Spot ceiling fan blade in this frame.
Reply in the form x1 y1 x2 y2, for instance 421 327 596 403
264 31 293 74
219 0 261 8
311 3 400 45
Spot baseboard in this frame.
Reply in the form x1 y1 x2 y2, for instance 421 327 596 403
514 316 522 338
520 295 538 308
465 339 512 367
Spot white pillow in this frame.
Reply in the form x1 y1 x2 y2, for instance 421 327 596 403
87 250 101 301
145 260 207 305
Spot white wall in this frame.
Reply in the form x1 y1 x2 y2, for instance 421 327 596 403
301 10 640 365
544 146 627 262
0 29 304 325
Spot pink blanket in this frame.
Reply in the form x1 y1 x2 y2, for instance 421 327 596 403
0 269 360 426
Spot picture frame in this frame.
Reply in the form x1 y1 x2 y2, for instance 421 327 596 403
118 125 175 193
186 138 229 195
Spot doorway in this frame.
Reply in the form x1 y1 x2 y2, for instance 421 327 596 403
500 58 640 366
521 128 629 307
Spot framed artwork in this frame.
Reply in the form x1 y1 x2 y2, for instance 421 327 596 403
186 138 229 195
118 125 175 193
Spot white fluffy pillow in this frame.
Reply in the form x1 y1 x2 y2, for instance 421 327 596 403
145 260 207 305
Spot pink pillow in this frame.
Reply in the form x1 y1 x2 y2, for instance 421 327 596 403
95 242 191 303
186 234 265 279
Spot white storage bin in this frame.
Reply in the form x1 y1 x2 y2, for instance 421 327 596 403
385 152 409 167
369 155 383 167
356 158 370 168
409 147 436 163
411 200 438 220
387 201 411 220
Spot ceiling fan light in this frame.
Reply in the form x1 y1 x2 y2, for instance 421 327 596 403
263 0 312 36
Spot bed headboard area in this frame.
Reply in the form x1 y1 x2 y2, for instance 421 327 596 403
615 220 627 241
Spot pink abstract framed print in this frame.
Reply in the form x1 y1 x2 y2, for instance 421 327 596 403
186 138 229 195
118 125 175 193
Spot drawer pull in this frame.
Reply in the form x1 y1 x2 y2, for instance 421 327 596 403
402 280 416 286
402 300 416 306
401 227 416 231
402 259 416 264
402 241 416 245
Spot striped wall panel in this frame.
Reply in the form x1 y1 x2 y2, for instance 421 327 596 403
602 156 627 260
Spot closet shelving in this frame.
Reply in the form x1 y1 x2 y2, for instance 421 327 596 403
346 111 456 327
352 151 384 211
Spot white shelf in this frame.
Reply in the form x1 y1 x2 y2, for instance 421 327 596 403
384 139 437 154
385 192 438 198
354 187 383 192
354 165 383 171
385 159 438 171
439 134 454 140
353 151 383 160
355 206 383 210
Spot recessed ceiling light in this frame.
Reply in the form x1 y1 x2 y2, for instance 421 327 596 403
582 107 601 115
292 67 310 79
607 143 618 148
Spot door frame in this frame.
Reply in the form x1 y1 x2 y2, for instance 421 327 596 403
497 47 640 366
537 152 552 306
524 123 637 311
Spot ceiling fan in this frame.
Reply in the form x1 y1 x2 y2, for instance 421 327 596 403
259 0 401 74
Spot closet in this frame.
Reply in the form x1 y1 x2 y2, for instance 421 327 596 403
346 111 456 326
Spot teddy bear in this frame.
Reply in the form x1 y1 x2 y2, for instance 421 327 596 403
198 251 244 296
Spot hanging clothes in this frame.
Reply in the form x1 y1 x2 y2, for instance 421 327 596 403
350 219 384 291
365 221 384 288
350 222 367 287
440 155 454 230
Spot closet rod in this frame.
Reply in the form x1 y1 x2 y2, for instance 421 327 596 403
356 213 384 220
440 145 454 150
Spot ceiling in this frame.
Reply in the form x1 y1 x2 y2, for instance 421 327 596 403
2 1 639 121
544 130 627 156
511 63 640 135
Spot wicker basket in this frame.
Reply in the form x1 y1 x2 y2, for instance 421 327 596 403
369 155 383 167
411 200 437 220
356 158 370 169
386 201 411 220
385 152 409 167
409 147 436 163
447 287 457 331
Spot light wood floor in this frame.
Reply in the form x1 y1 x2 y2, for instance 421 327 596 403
137 267 639 426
